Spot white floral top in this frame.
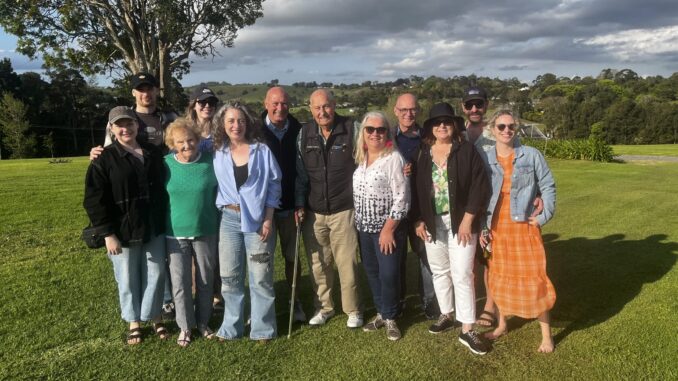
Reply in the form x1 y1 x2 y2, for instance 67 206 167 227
353 150 410 233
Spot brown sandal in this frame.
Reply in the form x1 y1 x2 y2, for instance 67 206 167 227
177 330 191 347
126 327 144 345
153 323 170 340
475 310 497 327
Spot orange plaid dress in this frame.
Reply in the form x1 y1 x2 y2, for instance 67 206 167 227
488 153 556 318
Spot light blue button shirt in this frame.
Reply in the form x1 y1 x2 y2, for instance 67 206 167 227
214 142 282 232
265 115 289 141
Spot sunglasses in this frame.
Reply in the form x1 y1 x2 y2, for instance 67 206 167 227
364 126 387 135
464 100 485 110
197 99 218 108
431 118 454 127
495 123 517 131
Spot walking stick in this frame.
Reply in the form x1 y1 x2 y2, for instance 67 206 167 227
287 222 302 338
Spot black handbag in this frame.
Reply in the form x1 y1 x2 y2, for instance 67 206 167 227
81 224 106 249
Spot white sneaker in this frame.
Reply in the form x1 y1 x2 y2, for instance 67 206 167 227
309 310 335 326
346 313 364 328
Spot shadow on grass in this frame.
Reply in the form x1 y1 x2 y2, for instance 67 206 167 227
544 233 677 345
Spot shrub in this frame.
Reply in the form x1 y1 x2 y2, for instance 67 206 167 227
522 137 614 162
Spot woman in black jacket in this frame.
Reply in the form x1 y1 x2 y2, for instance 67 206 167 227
83 106 168 345
411 103 490 355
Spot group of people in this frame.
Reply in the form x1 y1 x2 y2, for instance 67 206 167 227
83 72 557 354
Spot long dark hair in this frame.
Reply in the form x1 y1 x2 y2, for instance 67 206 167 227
213 102 262 150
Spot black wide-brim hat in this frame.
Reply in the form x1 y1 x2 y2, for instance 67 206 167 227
423 102 465 132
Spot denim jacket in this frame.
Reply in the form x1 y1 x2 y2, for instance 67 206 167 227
485 143 556 228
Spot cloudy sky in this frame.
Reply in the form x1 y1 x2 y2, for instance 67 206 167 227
2 0 678 86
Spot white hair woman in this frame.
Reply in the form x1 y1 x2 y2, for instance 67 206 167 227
163 118 219 347
353 111 410 341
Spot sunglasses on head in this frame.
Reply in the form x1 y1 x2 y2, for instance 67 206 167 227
495 123 516 131
464 100 485 110
364 126 387 135
197 99 217 107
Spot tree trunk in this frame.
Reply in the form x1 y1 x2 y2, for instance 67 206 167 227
158 45 171 102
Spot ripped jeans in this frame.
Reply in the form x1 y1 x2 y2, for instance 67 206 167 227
217 207 277 340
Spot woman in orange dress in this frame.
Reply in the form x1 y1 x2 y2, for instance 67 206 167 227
480 110 556 353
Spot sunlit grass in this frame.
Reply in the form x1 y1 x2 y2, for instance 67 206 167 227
0 156 675 380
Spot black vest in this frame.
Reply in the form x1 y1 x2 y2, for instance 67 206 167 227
300 114 356 215
260 112 302 211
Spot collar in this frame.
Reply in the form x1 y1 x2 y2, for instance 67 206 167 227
265 114 289 132
112 140 150 159
396 124 421 138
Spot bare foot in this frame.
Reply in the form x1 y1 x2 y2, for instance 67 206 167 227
484 327 506 340
537 337 555 353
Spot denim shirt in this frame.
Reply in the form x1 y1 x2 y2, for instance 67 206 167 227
485 143 556 227
214 142 282 232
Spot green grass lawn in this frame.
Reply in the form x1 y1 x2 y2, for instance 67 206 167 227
0 157 676 380
612 144 678 156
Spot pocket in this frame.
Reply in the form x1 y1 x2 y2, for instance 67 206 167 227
513 166 535 188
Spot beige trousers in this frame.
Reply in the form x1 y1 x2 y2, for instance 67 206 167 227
302 209 361 315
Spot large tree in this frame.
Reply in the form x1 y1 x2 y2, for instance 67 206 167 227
0 0 264 100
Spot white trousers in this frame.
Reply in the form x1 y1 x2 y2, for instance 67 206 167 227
424 214 477 324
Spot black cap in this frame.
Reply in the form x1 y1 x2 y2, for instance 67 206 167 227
190 87 219 102
130 72 159 89
463 86 488 102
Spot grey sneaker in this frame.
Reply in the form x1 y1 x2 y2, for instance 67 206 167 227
309 310 335 326
385 319 401 341
428 313 454 334
346 313 364 328
161 302 175 320
362 314 385 332
458 330 489 355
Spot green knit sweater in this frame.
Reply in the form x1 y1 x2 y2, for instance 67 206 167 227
164 152 218 237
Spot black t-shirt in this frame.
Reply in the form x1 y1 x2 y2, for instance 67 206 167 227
135 111 164 147
234 163 248 191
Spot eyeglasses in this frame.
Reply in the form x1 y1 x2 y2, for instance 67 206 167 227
197 99 218 108
464 100 485 110
364 126 387 135
396 107 418 114
495 123 516 131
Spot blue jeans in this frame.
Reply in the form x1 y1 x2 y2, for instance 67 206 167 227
217 208 277 340
358 227 406 320
108 234 166 322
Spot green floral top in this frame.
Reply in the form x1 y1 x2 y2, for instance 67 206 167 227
432 158 450 215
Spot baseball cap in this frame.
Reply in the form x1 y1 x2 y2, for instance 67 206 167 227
462 86 488 103
108 106 137 124
190 87 219 102
130 72 159 89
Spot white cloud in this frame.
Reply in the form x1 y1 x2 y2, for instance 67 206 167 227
576 25 678 60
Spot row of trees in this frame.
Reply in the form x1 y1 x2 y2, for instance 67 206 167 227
1 61 677 158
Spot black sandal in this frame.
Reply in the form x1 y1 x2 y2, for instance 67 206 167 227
475 310 497 327
126 327 144 345
153 323 170 340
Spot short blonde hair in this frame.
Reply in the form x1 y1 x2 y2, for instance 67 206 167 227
164 118 201 149
354 111 396 165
